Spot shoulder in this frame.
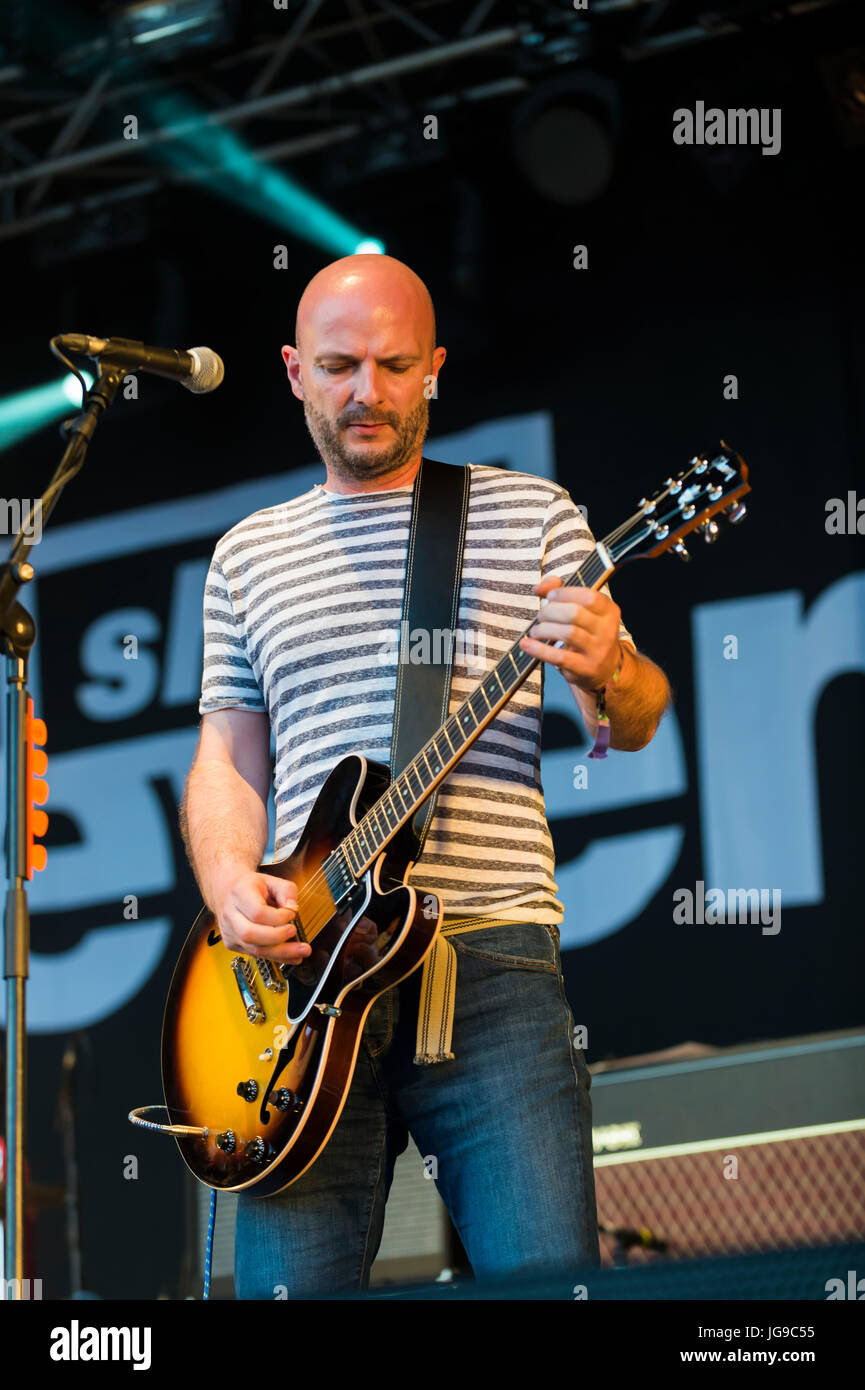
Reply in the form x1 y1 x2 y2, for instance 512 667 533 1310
467 463 570 510
212 487 320 568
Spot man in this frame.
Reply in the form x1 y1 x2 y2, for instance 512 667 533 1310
181 253 671 1298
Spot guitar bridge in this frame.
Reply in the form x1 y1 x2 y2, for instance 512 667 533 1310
231 956 265 1023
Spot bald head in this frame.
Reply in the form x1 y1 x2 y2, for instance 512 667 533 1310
295 253 436 359
283 253 446 490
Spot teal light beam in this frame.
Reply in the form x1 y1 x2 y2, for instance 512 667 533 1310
146 92 384 256
0 372 94 454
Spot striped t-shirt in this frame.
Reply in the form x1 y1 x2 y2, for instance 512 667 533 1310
199 462 634 924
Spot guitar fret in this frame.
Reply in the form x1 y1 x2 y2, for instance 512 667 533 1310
469 691 487 721
422 746 441 778
336 848 353 885
431 733 449 767
369 806 386 845
344 839 363 876
405 764 424 799
458 704 477 732
517 640 533 663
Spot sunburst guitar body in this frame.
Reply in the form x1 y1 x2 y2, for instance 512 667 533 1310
161 754 439 1195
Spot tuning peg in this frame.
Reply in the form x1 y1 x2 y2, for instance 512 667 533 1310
671 541 690 561
725 502 747 524
700 520 719 543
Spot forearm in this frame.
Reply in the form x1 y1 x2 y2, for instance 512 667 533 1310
570 644 671 751
180 759 270 910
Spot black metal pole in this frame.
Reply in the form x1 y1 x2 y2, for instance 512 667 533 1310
2 362 123 1294
3 598 35 1291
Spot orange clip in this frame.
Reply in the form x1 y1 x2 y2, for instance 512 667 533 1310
26 696 48 877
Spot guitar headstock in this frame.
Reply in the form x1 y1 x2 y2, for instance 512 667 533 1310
606 442 751 567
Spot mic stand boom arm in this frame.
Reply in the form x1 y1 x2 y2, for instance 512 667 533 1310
2 361 124 1296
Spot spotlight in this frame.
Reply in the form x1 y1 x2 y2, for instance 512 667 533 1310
511 73 621 206
62 370 95 405
0 372 94 453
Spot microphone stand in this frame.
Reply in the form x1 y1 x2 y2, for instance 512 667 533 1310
2 359 124 1295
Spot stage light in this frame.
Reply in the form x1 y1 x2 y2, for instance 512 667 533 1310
354 239 385 254
0 371 94 454
511 73 622 205
112 1 230 58
62 370 94 405
145 91 384 256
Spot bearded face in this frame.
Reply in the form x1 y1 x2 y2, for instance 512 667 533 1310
301 392 431 483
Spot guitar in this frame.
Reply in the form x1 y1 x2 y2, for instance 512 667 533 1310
160 443 750 1194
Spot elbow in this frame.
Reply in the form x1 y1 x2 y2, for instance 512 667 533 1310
631 688 672 750
616 724 657 753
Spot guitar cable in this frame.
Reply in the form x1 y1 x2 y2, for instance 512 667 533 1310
128 1107 217 1298
204 1188 217 1301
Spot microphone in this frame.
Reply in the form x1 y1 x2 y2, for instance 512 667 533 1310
56 334 224 394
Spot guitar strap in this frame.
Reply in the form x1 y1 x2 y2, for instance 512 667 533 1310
389 456 470 857
389 458 516 1066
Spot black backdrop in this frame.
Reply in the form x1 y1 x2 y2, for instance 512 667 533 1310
1 9 862 1297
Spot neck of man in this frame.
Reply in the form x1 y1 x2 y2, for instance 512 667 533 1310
321 448 423 496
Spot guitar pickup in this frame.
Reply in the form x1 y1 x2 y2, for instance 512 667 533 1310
231 956 265 1023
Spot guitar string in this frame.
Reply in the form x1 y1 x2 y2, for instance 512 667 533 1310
279 500 692 943
285 515 651 923
280 546 619 945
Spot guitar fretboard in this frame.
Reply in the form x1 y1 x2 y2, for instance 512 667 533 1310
322 543 613 901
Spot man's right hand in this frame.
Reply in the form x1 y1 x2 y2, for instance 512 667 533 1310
212 869 311 964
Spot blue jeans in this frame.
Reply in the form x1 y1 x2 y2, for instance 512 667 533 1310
234 921 600 1297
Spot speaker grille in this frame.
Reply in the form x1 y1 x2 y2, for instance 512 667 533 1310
595 1123 865 1265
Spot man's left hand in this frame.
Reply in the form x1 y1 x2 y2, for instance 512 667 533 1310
519 575 622 693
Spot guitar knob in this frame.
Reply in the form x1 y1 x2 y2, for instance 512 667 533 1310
215 1130 236 1154
725 502 747 524
268 1087 298 1112
700 520 719 543
244 1137 274 1164
236 1079 259 1102
671 541 690 561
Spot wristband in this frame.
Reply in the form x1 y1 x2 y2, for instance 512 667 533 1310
587 643 625 760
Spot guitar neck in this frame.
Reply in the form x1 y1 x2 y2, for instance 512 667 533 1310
335 541 616 883
313 442 751 901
